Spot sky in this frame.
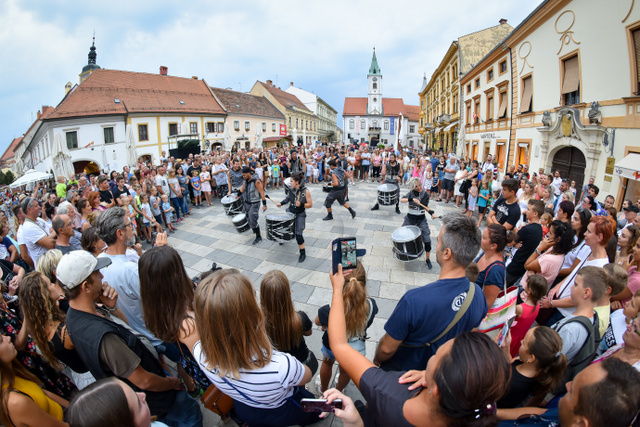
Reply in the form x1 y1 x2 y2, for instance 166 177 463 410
0 0 534 154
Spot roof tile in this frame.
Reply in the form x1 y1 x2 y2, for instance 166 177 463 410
210 87 284 120
257 81 311 112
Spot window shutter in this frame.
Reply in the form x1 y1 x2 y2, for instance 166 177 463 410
498 93 507 117
634 29 640 88
520 77 532 113
561 56 580 94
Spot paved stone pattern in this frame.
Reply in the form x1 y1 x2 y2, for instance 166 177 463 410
168 180 462 426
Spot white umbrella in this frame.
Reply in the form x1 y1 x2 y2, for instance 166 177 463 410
10 169 53 188
101 147 109 172
126 124 138 168
223 125 231 151
256 128 263 149
292 128 298 146
51 134 74 178
302 129 306 146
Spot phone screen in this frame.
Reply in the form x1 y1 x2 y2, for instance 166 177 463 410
497 316 515 347
300 398 343 413
341 238 357 269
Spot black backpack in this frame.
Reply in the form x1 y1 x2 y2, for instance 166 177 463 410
555 311 601 382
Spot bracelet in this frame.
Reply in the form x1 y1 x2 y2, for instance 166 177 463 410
549 300 554 308
103 304 118 312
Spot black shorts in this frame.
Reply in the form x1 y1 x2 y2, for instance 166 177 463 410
442 179 454 192
324 189 346 208
361 164 370 173
478 205 487 214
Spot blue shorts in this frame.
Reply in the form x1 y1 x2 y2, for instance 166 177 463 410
321 342 365 361
193 189 201 197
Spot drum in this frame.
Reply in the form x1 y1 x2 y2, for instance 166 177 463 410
377 183 398 206
391 226 425 261
266 213 295 242
322 185 332 193
221 195 243 216
232 213 250 233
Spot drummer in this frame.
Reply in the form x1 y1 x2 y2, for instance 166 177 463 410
276 172 312 263
401 177 436 269
240 166 267 245
322 159 356 221
228 158 245 196
288 149 306 181
370 153 401 214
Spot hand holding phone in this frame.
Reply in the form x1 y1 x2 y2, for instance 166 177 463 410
301 398 343 413
331 237 357 274
497 316 515 347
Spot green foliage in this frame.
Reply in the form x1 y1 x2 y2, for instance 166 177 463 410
177 139 200 149
0 171 6 185
377 144 385 149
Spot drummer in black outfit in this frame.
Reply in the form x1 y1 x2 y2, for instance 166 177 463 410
401 177 436 269
288 149 306 181
337 151 350 201
322 159 356 221
371 153 402 214
240 166 267 245
276 172 313 263
228 158 245 196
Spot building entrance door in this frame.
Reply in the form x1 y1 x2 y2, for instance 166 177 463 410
551 146 586 191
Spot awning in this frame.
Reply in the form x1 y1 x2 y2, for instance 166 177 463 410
443 121 459 132
561 56 580 94
520 77 532 113
615 153 640 180
434 127 442 133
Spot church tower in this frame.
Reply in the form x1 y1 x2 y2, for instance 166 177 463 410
367 48 382 115
79 34 101 84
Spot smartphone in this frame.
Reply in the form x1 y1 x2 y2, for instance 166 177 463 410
497 316 516 347
300 398 343 413
332 237 357 274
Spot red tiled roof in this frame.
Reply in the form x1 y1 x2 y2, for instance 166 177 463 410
210 87 284 120
2 137 22 162
47 69 225 120
343 97 419 119
257 81 311 112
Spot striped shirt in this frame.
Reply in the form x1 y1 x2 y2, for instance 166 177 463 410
193 342 305 409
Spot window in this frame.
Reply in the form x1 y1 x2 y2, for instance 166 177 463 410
349 119 355 129
372 120 378 128
409 125 415 133
466 103 472 124
487 68 494 82
420 100 424 110
561 55 580 105
632 28 640 93
499 59 508 75
169 123 178 136
66 132 78 149
245 121 250 132
272 123 276 132
474 100 480 123
486 95 494 121
496 142 506 169
384 120 389 130
475 78 480 88
360 119 366 130
467 84 471 94
296 118 299 129
498 91 508 118
421 118 424 127
206 122 215 133
452 65 457 79
217 122 224 133
138 124 148 141
104 127 114 144
288 117 291 128
373 82 377 89
190 122 198 134
453 94 458 113
517 142 530 165
262 122 267 132
520 76 533 113
234 121 240 132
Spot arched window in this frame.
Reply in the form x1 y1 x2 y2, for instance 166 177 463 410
373 83 377 89
372 120 378 128
349 119 355 129
384 121 389 130
360 119 366 129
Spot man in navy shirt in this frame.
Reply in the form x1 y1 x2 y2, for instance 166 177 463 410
374 214 488 371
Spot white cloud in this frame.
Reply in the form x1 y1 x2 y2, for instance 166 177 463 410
0 0 532 151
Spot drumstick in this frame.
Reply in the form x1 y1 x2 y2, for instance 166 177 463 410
416 201 440 218
264 195 279 206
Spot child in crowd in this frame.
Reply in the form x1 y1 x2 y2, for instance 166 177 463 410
139 194 157 243
148 186 164 230
510 274 548 358
161 194 176 233
466 178 478 218
465 262 480 282
306 159 314 184
191 170 202 207
594 263 628 337
272 160 282 189
599 289 640 355
131 184 144 230
121 194 138 238
540 212 553 236
504 230 519 267
200 165 212 207
312 161 319 184
476 179 491 227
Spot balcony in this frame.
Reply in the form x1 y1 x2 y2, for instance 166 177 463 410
437 114 451 124
424 122 434 130
368 126 381 131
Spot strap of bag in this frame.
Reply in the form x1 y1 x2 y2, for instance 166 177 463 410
556 250 590 298
425 281 476 347
482 260 504 291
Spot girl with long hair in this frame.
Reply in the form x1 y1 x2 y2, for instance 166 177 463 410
193 269 318 426
315 262 378 393
76 198 92 231
138 246 210 394
260 270 317 374
554 207 592 284
0 335 67 427
616 225 639 267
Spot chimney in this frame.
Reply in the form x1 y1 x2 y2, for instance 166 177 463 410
499 18 507 25
65 82 72 95
266 79 273 86
192 76 198 80
290 82 294 86
160 66 168 76
37 110 41 119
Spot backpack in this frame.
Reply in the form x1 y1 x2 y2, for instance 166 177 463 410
555 312 601 383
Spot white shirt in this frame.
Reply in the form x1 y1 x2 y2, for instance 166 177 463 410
552 177 563 196
557 255 609 318
481 162 495 175
155 175 170 196
21 218 50 266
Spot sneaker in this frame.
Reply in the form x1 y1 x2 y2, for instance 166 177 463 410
322 213 333 221
426 259 433 269
315 375 323 395
370 204 379 211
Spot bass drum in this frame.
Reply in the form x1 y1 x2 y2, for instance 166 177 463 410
221 195 243 216
266 212 295 242
232 213 250 233
391 226 425 261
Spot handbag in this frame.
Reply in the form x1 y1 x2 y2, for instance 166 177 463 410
201 383 234 417
478 261 518 333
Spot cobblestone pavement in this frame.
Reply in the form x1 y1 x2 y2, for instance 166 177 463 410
167 180 463 426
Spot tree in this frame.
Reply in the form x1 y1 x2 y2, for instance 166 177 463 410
3 171 14 186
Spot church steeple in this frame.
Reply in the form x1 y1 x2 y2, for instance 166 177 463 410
368 48 381 76
80 32 101 84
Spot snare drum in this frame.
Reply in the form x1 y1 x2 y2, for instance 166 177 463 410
232 213 250 233
377 183 398 206
221 195 243 216
266 213 295 242
391 226 425 261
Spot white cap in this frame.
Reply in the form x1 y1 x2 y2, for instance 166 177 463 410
56 251 112 290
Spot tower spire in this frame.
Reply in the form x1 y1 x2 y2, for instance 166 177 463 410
88 31 97 65
368 48 381 76
80 31 101 83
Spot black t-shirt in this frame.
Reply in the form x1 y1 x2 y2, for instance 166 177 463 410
0 259 15 283
497 362 541 408
318 298 379 350
112 187 130 202
99 189 113 205
186 165 202 180
491 196 521 228
286 311 312 363
360 368 416 427
507 223 543 278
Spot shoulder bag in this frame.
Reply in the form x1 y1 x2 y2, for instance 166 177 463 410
478 262 518 333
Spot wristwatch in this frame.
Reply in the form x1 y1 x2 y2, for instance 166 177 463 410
534 248 541 256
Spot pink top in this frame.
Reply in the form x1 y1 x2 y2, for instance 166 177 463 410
519 252 565 291
510 302 540 358
622 266 640 306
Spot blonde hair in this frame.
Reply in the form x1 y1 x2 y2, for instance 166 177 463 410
195 269 272 378
35 249 63 283
343 262 370 340
260 270 303 353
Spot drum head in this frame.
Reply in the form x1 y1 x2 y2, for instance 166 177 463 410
391 226 421 243
232 213 246 224
266 213 295 221
221 195 237 205
378 184 396 192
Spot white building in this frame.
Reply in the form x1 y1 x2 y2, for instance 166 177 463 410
285 83 339 142
343 50 421 149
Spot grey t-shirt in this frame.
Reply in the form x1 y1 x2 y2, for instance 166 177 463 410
444 162 459 181
552 314 594 361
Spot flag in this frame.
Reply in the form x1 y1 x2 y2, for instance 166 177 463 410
85 141 95 149
472 112 478 122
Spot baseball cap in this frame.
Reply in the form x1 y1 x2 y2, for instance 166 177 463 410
241 166 252 174
56 251 112 290
624 205 640 213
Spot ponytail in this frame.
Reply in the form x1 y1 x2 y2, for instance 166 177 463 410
530 326 568 398
342 262 369 340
